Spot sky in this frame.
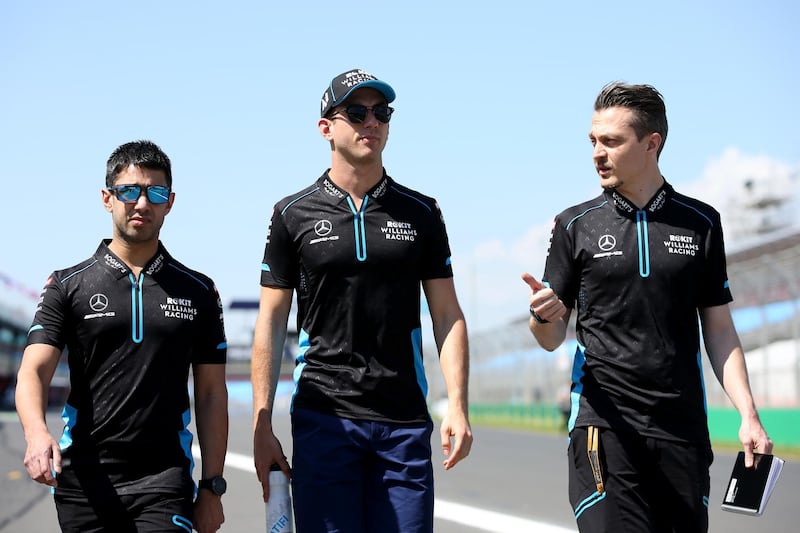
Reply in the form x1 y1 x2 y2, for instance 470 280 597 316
2 1 799 341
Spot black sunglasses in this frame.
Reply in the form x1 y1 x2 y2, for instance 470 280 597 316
107 184 171 204
334 104 394 124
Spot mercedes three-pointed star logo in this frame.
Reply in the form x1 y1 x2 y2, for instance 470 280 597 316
598 234 617 252
89 293 108 312
314 220 332 236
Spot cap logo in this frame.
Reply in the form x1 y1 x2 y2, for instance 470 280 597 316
339 70 377 89
320 92 330 115
321 68 393 117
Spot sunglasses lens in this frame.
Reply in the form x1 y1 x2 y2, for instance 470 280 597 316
374 105 392 124
115 185 142 202
345 105 367 124
112 185 170 204
147 186 171 204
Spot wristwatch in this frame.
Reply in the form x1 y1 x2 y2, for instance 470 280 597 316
199 475 227 496
529 305 549 324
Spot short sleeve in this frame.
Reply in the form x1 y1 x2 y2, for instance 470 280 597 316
542 215 579 309
260 205 298 289
26 274 68 350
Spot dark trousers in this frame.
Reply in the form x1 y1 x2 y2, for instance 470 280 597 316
291 408 434 533
55 491 193 532
568 426 712 533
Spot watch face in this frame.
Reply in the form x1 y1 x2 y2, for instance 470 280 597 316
202 476 227 495
211 476 227 495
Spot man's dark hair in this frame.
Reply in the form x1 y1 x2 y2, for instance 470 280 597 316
106 140 172 187
595 82 668 159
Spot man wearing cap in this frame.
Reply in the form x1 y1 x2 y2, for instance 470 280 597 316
252 68 473 532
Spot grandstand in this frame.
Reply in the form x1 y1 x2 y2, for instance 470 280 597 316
225 298 299 379
722 228 800 406
0 301 29 408
0 278 69 410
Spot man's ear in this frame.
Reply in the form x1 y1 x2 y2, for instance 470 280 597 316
647 132 662 154
318 117 334 140
163 192 175 215
101 189 114 212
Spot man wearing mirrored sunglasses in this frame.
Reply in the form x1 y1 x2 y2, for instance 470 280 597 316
16 140 229 533
252 68 473 533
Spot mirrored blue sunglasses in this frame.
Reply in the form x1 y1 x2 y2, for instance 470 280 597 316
107 184 171 204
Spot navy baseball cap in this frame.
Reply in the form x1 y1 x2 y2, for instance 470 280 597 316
320 69 396 117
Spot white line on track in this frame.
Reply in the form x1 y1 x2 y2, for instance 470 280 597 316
194 447 575 533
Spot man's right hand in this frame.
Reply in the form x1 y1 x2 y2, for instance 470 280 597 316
253 420 291 503
521 272 566 323
23 430 61 487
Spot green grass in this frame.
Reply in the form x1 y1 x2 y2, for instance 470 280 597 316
461 404 800 460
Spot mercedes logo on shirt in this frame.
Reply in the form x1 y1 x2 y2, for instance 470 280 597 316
89 293 109 312
314 220 333 236
598 234 617 252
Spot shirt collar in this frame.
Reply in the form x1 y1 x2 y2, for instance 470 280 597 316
605 181 674 217
317 170 393 202
95 239 170 278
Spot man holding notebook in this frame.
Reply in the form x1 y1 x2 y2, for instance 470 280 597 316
522 82 774 532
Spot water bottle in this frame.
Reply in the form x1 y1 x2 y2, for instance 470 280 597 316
266 463 293 533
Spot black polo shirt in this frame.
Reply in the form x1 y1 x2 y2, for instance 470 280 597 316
544 182 732 445
27 240 227 492
260 171 453 424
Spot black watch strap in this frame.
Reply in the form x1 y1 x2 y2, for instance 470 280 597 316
529 306 549 324
199 475 227 496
